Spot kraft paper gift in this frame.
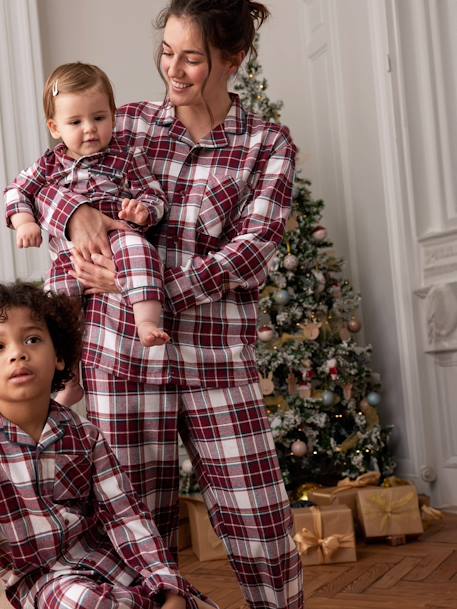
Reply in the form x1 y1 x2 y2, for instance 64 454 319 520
308 471 381 521
293 505 357 566
356 485 424 539
180 495 227 561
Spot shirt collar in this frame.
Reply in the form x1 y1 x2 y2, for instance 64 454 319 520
155 93 247 148
0 400 72 448
51 135 128 166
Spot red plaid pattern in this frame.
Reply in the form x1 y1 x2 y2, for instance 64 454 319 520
0 402 214 609
82 370 304 609
4 136 166 307
13 96 297 386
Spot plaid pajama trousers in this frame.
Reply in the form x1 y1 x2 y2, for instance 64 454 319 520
18 573 201 609
48 229 164 303
82 369 304 609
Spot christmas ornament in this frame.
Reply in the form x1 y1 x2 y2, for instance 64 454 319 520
257 325 274 342
259 372 275 396
366 391 381 406
285 213 299 231
339 326 351 342
298 383 312 399
322 390 335 406
301 323 320 340
283 253 299 271
273 289 290 305
348 318 362 333
312 225 328 241
291 440 308 457
181 458 193 474
287 373 298 396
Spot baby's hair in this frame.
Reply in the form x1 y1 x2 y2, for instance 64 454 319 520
0 281 83 393
43 62 116 120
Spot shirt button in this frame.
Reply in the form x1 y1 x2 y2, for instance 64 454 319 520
64 519 70 525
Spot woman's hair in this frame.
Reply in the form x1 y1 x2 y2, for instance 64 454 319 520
155 1 269 120
0 281 83 393
43 62 116 120
156 0 270 60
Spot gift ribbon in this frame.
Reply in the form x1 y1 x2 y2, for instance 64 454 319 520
332 471 381 494
421 504 444 522
293 507 355 563
365 490 416 533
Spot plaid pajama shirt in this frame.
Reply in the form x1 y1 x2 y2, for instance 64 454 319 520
4 137 166 305
0 401 213 609
8 95 304 608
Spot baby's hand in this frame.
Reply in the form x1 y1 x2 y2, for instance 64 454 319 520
16 222 42 248
118 198 149 226
162 592 186 609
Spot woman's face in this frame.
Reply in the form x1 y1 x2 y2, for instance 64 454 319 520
160 15 235 112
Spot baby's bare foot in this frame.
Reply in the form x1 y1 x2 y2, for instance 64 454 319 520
55 382 84 406
137 322 170 347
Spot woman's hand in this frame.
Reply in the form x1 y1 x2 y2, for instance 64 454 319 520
68 205 126 260
69 248 118 295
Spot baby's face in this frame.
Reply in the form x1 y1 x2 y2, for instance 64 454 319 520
47 86 114 160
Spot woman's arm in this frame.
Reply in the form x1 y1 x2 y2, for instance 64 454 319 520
165 128 296 314
34 185 126 260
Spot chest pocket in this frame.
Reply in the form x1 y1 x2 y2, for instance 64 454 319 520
197 176 244 237
53 452 92 503
88 167 125 197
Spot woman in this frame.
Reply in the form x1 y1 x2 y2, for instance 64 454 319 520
34 1 304 607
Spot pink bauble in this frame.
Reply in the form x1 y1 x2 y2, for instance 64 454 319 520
348 318 362 333
291 440 308 457
283 254 299 271
312 226 328 241
257 325 274 342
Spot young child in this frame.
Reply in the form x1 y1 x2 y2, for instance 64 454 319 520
0 280 215 609
4 62 169 405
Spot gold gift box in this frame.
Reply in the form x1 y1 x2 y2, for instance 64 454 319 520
356 485 424 539
180 495 227 561
293 505 357 566
308 472 381 522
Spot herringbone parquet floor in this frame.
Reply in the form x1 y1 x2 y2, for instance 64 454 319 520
1 514 455 609
179 513 457 609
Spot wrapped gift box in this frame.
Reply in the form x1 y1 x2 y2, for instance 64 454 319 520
180 495 227 561
356 485 424 539
308 472 381 523
292 505 357 566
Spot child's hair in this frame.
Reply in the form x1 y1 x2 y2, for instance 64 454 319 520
0 281 83 393
43 62 116 120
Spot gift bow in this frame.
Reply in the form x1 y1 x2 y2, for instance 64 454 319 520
293 507 355 563
421 504 444 522
366 490 416 533
333 471 381 494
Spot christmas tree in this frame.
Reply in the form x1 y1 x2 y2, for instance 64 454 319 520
180 37 396 497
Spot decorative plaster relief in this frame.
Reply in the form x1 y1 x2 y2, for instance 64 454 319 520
421 231 457 284
422 282 457 353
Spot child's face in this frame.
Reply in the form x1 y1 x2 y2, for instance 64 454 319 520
0 307 64 409
47 86 114 160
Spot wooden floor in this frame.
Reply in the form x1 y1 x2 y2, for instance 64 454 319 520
1 515 455 609
179 513 457 609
